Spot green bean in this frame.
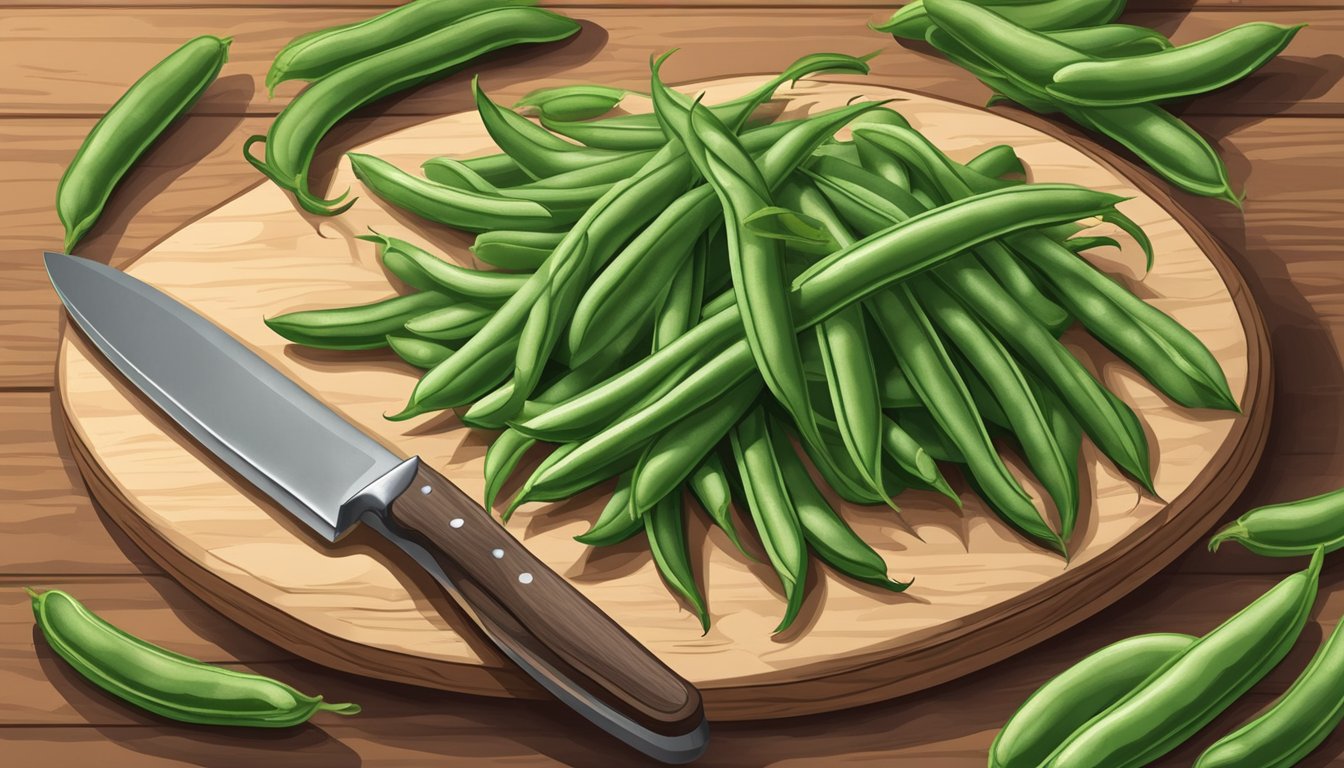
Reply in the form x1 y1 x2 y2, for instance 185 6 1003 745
426 151 647 190
1048 23 1305 107
1065 103 1241 205
59 36 230 252
855 134 912 190
427 152 532 188
964 144 1025 179
265 0 531 95
402 300 496 341
483 428 535 511
573 474 641 546
244 7 578 215
470 230 561 271
515 184 1128 442
891 407 965 464
867 286 1061 551
920 279 1078 536
348 153 564 232
880 415 956 501
730 409 808 632
266 291 451 350
1009 230 1238 411
386 333 454 369
515 84 628 121
503 442 577 520
873 0 1124 41
653 234 709 351
991 633 1197 768
1209 487 1344 557
628 378 762 517
1195 604 1344 768
412 156 613 217
474 80 649 179
1042 549 1323 768
645 491 710 632
362 232 528 299
771 423 910 591
688 453 750 556
28 588 359 726
924 26 1062 115
567 101 885 363
1062 235 1121 253
1047 25 1173 58
539 51 877 151
923 0 1090 88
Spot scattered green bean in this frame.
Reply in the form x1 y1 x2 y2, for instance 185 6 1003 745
362 232 528 299
1210 486 1344 557
515 84 628 121
267 291 452 349
873 0 1124 41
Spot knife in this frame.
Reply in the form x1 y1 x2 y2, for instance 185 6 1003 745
45 252 708 763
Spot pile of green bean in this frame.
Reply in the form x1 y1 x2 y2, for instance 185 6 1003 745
267 49 1240 632
874 0 1304 205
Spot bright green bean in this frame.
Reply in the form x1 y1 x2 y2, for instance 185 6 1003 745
515 84 628 121
362 232 528 299
266 291 451 350
1210 486 1344 558
386 333 454 369
688 453 750 556
470 230 561 271
645 491 711 633
874 0 1124 41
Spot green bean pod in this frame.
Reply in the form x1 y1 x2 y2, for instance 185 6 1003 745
59 35 230 252
688 453 750 556
265 0 530 95
244 7 579 215
1048 25 1173 58
645 492 711 633
483 428 535 511
963 144 1025 179
266 291 452 349
730 409 808 633
990 633 1197 768
873 0 1124 41
386 333 454 369
1043 549 1324 768
29 588 359 727
1048 23 1305 107
891 407 965 464
362 232 528 299
470 230 561 271
923 27 1062 115
573 474 642 546
403 300 496 341
515 84 628 121
425 152 533 188
1195 600 1344 768
880 415 956 501
1210 487 1344 557
772 424 910 591
349 154 563 232
922 0 1091 86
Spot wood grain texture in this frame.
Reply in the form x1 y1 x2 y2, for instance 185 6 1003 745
54 78 1268 720
1 8 1338 117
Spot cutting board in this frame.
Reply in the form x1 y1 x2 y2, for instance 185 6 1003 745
56 77 1270 721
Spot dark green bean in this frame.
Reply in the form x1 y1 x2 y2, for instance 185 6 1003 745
1195 603 1344 768
1041 549 1322 768
880 415 956 501
59 36 230 252
730 408 808 633
244 7 578 215
920 278 1078 536
348 153 564 232
645 492 710 633
1048 23 1305 107
482 428 534 511
266 291 451 349
386 332 454 369
573 474 642 546
28 588 359 726
991 633 1196 768
873 0 1124 41
503 442 577 521
470 230 562 271
688 453 750 556
867 286 1062 552
362 232 527 299
515 84 628 121
891 407 966 464
1210 486 1344 557
771 423 910 591
265 0 526 95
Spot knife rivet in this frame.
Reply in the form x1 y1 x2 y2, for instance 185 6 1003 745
518 572 533 584
420 485 432 495
492 549 504 559
450 518 464 529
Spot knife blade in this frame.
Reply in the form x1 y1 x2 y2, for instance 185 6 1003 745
46 252 708 763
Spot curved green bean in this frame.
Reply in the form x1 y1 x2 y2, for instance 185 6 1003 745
1048 24 1173 58
688 453 750 556
470 230 561 271
483 428 535 511
266 291 451 349
874 0 1124 41
645 492 710 633
515 84 628 121
386 333 454 369
573 474 642 546
362 232 528 299
59 36 230 252
1209 486 1344 557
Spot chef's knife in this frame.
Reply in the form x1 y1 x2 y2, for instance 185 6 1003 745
45 252 708 763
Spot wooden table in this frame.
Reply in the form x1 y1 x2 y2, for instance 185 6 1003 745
2 1 1342 764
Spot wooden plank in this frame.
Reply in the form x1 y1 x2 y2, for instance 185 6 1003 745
0 8 1337 117
5 572 1344 768
0 393 158 575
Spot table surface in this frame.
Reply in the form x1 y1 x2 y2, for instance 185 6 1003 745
2 1 1343 765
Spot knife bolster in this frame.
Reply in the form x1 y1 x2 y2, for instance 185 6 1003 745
335 456 422 538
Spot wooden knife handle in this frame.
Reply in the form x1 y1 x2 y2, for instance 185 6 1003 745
383 462 706 755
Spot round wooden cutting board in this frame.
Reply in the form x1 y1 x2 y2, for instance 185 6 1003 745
57 77 1269 721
